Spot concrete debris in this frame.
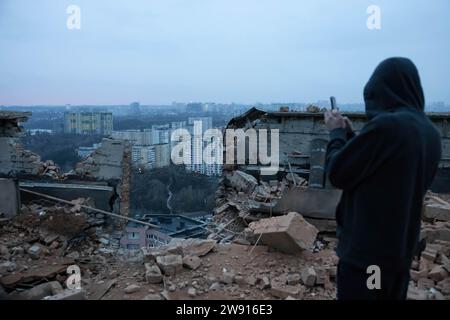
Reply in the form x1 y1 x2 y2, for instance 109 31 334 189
13 281 63 300
429 265 449 282
75 138 128 181
28 243 46 259
142 293 163 300
43 289 87 300
183 255 202 270
404 194 450 300
301 267 317 287
306 104 321 113
145 263 163 284
424 201 450 221
187 287 197 297
0 261 16 273
211 167 320 245
285 173 308 187
168 238 216 257
270 283 302 299
286 273 301 285
256 276 271 290
221 268 235 284
156 255 183 276
124 284 141 294
247 212 319 254
225 170 258 194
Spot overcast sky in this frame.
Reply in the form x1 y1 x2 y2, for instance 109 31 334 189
0 0 449 106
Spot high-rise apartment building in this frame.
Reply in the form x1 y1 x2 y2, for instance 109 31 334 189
185 117 222 176
132 144 170 169
64 112 113 135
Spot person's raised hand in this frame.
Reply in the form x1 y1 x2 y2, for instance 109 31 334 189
324 109 346 131
343 116 354 133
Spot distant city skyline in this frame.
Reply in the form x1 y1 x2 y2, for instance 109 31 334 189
1 0 449 106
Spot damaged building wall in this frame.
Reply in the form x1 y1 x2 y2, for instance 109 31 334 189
0 179 20 218
225 109 450 172
0 111 45 176
75 138 131 225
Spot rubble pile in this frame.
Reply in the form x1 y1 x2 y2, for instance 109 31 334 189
0 139 63 179
210 170 308 243
39 160 61 179
407 193 450 300
0 201 339 300
0 197 123 300
132 238 338 300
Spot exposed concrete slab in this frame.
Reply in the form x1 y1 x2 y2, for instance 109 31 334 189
272 186 342 220
248 212 319 254
0 179 20 218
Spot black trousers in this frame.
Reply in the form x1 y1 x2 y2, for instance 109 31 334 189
337 261 410 300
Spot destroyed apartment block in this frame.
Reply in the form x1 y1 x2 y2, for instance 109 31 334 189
211 107 450 245
1 108 450 300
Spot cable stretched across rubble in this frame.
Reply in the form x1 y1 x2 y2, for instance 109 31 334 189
19 188 159 229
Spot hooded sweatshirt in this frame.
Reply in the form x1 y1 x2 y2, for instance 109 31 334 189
325 57 442 271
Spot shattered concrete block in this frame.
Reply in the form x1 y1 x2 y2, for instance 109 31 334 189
256 276 271 290
422 246 438 262
42 234 59 246
270 283 301 299
221 268 235 284
436 278 450 295
124 284 141 294
441 255 450 273
227 170 258 193
428 265 449 282
286 273 301 285
49 241 59 250
407 286 428 300
145 263 163 284
209 282 221 291
417 278 435 290
66 251 80 260
0 245 10 259
315 267 329 285
19 281 63 300
410 268 428 282
141 247 166 263
43 289 87 300
0 261 16 274
248 212 318 254
234 275 247 285
187 287 196 297
156 254 183 276
215 203 230 215
326 266 337 278
169 238 216 257
246 276 257 286
182 255 202 270
424 203 450 221
165 244 184 256
301 267 316 287
28 244 45 259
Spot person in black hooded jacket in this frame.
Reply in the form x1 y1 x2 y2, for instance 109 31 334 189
324 57 442 300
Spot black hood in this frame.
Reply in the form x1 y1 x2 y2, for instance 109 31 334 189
364 57 424 119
